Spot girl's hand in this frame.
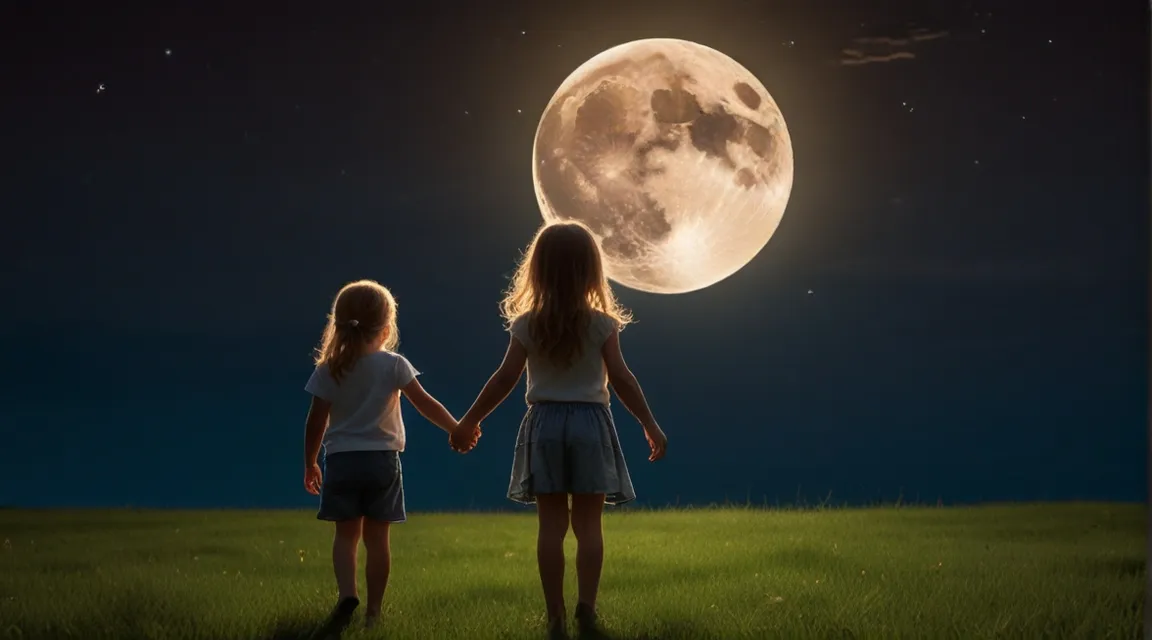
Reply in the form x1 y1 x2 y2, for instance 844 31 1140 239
304 462 323 495
450 422 481 453
643 423 667 461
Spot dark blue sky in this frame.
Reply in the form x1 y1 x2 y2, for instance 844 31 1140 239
3 0 1147 509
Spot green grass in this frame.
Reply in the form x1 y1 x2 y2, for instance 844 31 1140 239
0 503 1144 639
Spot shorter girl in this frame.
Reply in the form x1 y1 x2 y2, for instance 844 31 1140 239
452 221 668 639
302 279 462 631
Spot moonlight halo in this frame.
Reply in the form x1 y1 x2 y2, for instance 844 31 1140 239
532 38 794 294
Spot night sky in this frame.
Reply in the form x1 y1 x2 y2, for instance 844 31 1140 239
4 0 1147 510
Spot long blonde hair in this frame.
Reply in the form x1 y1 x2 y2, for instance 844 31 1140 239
501 220 632 367
314 280 399 383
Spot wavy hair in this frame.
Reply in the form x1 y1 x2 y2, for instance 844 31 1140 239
500 220 631 367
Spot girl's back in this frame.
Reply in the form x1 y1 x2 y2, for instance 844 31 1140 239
510 311 617 405
306 350 417 454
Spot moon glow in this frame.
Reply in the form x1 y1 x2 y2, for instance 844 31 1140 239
532 39 794 294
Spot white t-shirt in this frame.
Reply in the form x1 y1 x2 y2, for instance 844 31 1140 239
304 350 419 454
509 311 618 405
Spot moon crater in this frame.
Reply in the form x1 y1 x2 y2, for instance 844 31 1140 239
533 39 794 294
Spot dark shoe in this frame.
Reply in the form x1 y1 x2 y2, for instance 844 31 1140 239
547 615 569 640
574 602 602 638
314 596 359 639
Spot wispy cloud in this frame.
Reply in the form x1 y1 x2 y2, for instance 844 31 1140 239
840 50 917 66
839 28 949 66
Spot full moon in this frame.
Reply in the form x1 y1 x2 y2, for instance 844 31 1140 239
532 38 794 294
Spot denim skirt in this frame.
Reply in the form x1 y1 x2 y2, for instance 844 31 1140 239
507 401 636 506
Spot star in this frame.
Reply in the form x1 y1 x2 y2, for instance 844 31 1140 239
520 30 526 35
96 83 105 94
517 108 522 114
807 289 814 295
164 48 172 56
974 159 980 165
464 110 470 115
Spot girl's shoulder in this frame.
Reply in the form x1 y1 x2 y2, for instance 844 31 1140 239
507 313 532 337
589 310 619 344
370 350 419 380
361 349 409 368
590 309 615 323
376 349 412 363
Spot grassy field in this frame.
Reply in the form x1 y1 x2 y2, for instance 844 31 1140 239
0 503 1144 639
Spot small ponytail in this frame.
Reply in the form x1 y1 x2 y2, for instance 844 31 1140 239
314 280 399 384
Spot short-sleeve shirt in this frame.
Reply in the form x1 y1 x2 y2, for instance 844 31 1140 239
509 311 618 405
304 350 420 454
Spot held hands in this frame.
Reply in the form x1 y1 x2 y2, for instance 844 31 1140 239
304 461 323 495
643 423 668 462
449 420 482 454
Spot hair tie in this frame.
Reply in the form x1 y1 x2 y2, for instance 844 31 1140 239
345 319 359 328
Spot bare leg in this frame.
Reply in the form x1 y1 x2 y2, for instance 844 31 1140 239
332 518 363 600
536 493 571 621
570 494 606 613
362 518 392 620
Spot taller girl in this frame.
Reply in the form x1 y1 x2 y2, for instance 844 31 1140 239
452 221 668 639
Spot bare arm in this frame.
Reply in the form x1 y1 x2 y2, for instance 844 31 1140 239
602 330 658 429
459 335 528 428
401 378 458 434
304 395 331 466
603 330 666 460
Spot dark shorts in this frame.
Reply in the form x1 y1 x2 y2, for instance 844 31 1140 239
317 450 406 523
